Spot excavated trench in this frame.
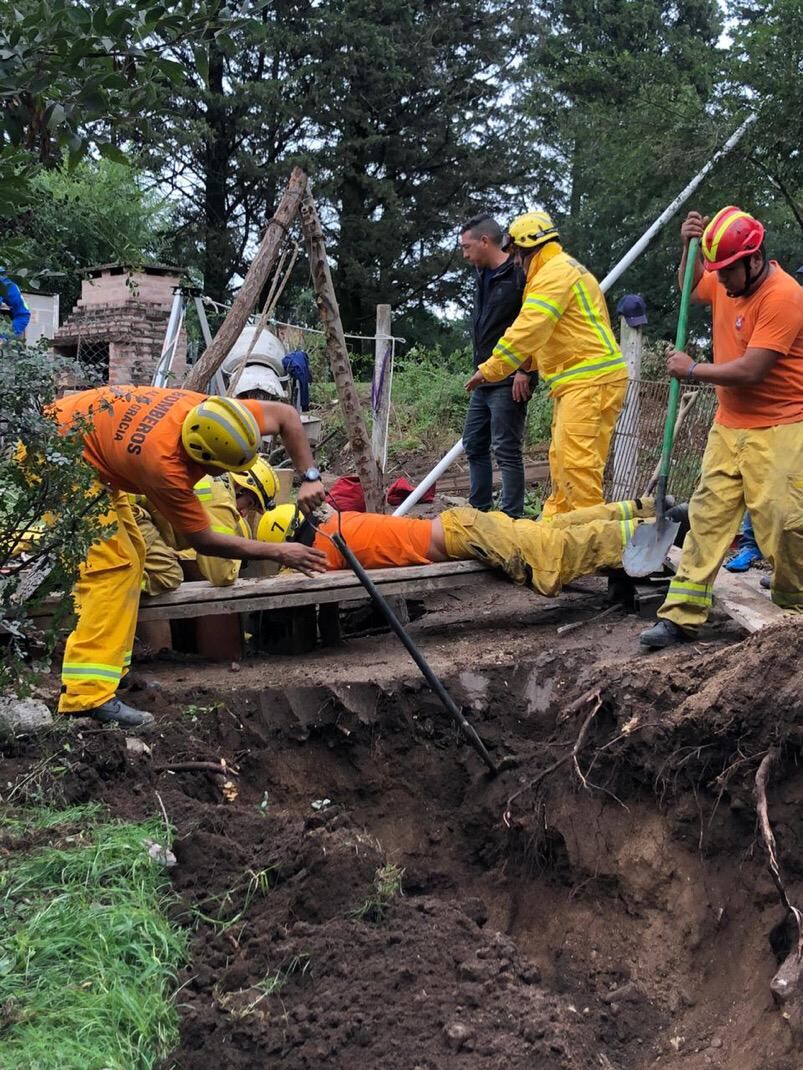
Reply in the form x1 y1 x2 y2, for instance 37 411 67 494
4 620 803 1069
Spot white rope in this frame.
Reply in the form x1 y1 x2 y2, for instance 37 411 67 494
200 295 406 345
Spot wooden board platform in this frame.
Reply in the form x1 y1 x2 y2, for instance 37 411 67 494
667 548 785 634
135 560 501 622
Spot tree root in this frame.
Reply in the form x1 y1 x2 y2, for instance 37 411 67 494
754 750 803 960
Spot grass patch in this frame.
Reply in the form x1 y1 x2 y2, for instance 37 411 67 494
310 348 554 466
350 863 404 923
0 804 186 1070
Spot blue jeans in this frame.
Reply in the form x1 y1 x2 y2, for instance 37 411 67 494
462 382 528 517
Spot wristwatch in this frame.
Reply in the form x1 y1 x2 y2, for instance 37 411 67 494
301 467 321 483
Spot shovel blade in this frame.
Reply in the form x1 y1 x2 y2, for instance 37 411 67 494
622 518 680 578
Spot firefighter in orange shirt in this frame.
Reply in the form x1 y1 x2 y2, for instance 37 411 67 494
53 386 326 727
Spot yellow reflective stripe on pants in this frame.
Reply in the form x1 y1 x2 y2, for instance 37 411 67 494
658 420 803 631
619 517 638 547
59 491 145 714
663 580 714 606
440 500 655 598
62 662 123 681
542 380 627 516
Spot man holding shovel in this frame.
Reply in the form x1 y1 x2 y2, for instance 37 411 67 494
640 206 803 648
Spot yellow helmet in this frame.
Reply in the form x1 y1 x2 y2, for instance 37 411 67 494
229 457 279 512
181 397 261 473
505 210 559 251
256 503 301 543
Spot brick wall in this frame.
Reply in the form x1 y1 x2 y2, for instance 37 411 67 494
53 265 186 386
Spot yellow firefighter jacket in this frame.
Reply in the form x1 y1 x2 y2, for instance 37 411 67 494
478 243 627 397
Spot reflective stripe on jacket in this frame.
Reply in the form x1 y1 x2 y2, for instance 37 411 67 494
478 246 627 397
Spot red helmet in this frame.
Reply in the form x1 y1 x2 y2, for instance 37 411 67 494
701 206 765 271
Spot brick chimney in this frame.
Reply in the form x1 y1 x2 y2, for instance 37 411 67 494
53 263 186 386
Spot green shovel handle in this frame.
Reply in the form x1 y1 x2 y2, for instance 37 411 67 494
658 237 699 481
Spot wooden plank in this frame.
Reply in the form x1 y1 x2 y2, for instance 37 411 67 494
668 548 784 633
137 565 500 622
27 560 499 626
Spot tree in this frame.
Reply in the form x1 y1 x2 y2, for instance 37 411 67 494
308 0 541 334
0 0 222 273
126 0 543 334
726 0 803 238
522 0 727 337
13 158 174 313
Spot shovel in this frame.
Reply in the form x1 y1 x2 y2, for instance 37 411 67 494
623 237 699 577
329 531 500 774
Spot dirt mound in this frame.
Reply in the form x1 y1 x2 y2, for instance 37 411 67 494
4 621 803 1069
172 808 629 1070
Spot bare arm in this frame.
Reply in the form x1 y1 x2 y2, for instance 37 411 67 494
667 347 781 387
186 527 327 577
257 401 325 513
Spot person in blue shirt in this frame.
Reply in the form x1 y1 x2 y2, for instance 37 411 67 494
0 270 31 339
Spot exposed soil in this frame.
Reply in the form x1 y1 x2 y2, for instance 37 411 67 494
3 592 803 1070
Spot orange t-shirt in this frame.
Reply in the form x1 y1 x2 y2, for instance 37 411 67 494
694 265 803 428
314 512 434 570
54 386 266 534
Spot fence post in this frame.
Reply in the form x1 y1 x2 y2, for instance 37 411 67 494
371 304 393 482
612 318 643 500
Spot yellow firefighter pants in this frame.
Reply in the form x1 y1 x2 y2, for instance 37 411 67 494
131 503 185 596
59 491 145 714
441 498 654 597
542 379 627 517
658 420 803 631
140 478 243 591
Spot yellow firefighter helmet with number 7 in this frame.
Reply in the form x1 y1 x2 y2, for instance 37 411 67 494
256 503 301 543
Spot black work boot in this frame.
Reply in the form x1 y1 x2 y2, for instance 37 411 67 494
84 698 155 729
639 619 693 649
666 503 690 547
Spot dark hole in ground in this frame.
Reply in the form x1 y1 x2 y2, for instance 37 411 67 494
4 622 803 1069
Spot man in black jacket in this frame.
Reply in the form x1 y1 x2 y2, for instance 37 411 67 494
459 214 533 517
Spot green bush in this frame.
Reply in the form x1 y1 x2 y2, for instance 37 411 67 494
0 344 105 694
310 343 553 461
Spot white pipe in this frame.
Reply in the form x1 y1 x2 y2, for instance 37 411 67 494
152 290 184 387
395 114 756 516
392 439 466 517
598 113 757 292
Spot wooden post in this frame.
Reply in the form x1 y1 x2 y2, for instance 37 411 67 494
611 318 643 500
299 187 384 513
183 167 308 392
371 304 393 478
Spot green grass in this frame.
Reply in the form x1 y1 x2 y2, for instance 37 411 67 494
0 805 186 1070
349 863 404 922
310 353 554 465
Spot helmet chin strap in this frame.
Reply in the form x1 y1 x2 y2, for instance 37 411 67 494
733 252 767 297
